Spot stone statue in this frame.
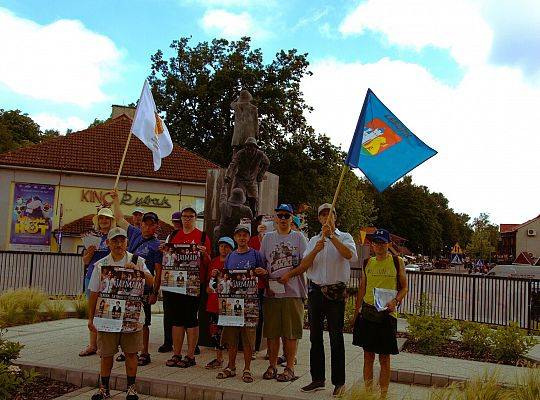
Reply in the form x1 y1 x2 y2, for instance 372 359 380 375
225 137 270 216
214 187 253 242
231 90 258 148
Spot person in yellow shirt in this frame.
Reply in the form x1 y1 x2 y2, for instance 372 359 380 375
353 229 408 399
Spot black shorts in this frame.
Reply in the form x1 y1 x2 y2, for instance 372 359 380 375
143 299 151 327
163 291 199 328
352 314 398 355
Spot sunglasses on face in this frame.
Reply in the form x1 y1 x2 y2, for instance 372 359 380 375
276 213 291 220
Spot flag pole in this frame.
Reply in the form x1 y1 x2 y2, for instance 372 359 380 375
327 163 348 226
113 132 132 190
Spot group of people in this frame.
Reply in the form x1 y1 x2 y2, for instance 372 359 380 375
81 194 408 400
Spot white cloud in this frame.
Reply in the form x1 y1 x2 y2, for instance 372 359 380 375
200 9 268 39
0 8 122 106
301 57 540 223
339 0 493 67
31 113 88 134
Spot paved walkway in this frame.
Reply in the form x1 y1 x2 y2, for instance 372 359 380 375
6 317 533 400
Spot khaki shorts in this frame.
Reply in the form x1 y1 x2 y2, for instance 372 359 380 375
221 327 256 350
97 331 143 357
263 297 304 340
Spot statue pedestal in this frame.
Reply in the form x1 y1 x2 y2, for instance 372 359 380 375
199 168 278 350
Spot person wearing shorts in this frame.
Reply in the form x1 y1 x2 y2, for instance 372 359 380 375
87 227 154 400
216 224 266 384
259 204 308 382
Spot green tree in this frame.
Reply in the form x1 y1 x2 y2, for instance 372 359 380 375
466 213 499 260
0 109 42 153
148 36 375 231
88 118 106 128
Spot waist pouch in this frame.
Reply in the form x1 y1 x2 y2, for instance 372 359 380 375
360 301 387 323
320 282 347 301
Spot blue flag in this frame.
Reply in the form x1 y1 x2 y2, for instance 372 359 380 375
345 89 437 192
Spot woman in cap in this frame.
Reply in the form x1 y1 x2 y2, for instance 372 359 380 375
79 207 115 357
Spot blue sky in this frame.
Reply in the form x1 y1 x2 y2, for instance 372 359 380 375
1 0 540 223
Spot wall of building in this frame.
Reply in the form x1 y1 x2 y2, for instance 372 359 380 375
0 167 206 252
515 218 540 258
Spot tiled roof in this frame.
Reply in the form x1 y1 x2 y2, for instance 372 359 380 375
500 224 520 233
56 215 174 241
0 115 218 183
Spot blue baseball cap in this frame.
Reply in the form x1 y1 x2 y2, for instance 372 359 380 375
274 204 293 214
218 236 235 249
368 229 391 243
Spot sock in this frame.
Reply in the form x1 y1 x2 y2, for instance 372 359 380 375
127 375 136 387
100 376 110 390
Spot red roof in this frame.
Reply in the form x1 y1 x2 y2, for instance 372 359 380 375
56 215 174 241
0 115 218 183
500 224 521 233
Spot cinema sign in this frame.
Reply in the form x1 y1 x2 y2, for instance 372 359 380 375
80 189 172 208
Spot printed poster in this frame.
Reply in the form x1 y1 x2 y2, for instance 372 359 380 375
161 244 201 296
217 269 259 327
93 266 145 333
10 183 55 252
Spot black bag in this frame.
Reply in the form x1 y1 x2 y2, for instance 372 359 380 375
321 282 347 301
360 301 387 323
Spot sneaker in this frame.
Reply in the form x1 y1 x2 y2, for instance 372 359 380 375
300 381 325 393
91 386 110 400
332 385 346 398
126 384 139 400
158 343 172 353
195 345 201 355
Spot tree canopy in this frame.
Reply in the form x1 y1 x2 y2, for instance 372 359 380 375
0 109 61 153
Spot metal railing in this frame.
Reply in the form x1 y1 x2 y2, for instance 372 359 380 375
0 250 83 296
348 269 540 332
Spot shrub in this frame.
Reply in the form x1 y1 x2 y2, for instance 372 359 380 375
45 297 67 321
72 294 88 319
407 294 457 354
460 321 492 358
490 322 538 364
0 329 36 399
344 300 357 333
428 373 510 400
0 288 48 326
342 384 381 400
0 329 24 364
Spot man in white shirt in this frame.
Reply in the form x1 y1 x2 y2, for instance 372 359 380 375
280 203 357 397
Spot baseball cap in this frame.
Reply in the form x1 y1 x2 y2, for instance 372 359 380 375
368 228 391 243
171 211 182 221
181 205 197 214
93 207 115 229
142 211 159 223
234 224 251 235
318 203 336 215
132 207 145 215
107 227 127 240
274 204 293 214
218 236 235 249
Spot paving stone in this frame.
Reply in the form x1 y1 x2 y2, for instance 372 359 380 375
82 371 99 387
50 367 67 381
223 391 241 400
413 372 432 386
150 381 169 397
66 369 83 387
136 378 152 394
167 384 186 400
203 388 223 400
397 370 414 384
242 394 262 400
431 374 450 387
116 376 127 391
186 386 205 400
390 369 398 382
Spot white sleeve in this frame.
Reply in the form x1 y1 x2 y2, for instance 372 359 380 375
303 236 316 258
87 264 101 293
342 233 358 263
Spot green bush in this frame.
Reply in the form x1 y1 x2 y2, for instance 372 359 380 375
460 321 492 358
508 367 540 400
0 329 24 364
344 300 357 333
0 288 48 326
45 297 67 321
428 373 510 400
72 294 88 319
0 329 36 399
490 322 538 364
407 295 457 354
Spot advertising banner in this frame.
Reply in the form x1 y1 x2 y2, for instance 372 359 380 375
161 244 201 296
10 183 55 251
216 269 258 327
93 265 145 333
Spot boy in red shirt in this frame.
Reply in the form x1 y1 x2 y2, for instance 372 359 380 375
205 237 235 369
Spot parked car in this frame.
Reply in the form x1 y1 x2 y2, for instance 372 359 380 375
487 264 540 279
405 264 421 272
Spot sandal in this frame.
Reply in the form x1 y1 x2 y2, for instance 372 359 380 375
205 358 223 369
178 356 196 368
79 346 97 357
242 370 254 383
263 365 277 380
166 354 182 367
216 367 236 379
138 353 151 366
277 367 298 382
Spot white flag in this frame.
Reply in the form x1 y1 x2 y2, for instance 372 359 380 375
131 80 173 170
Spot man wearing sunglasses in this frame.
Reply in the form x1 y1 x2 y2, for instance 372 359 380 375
259 204 308 383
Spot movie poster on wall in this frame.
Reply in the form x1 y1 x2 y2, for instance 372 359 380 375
10 183 55 252
161 244 201 296
217 269 259 327
93 265 145 333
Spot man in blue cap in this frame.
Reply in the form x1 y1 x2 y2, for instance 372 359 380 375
352 228 408 399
